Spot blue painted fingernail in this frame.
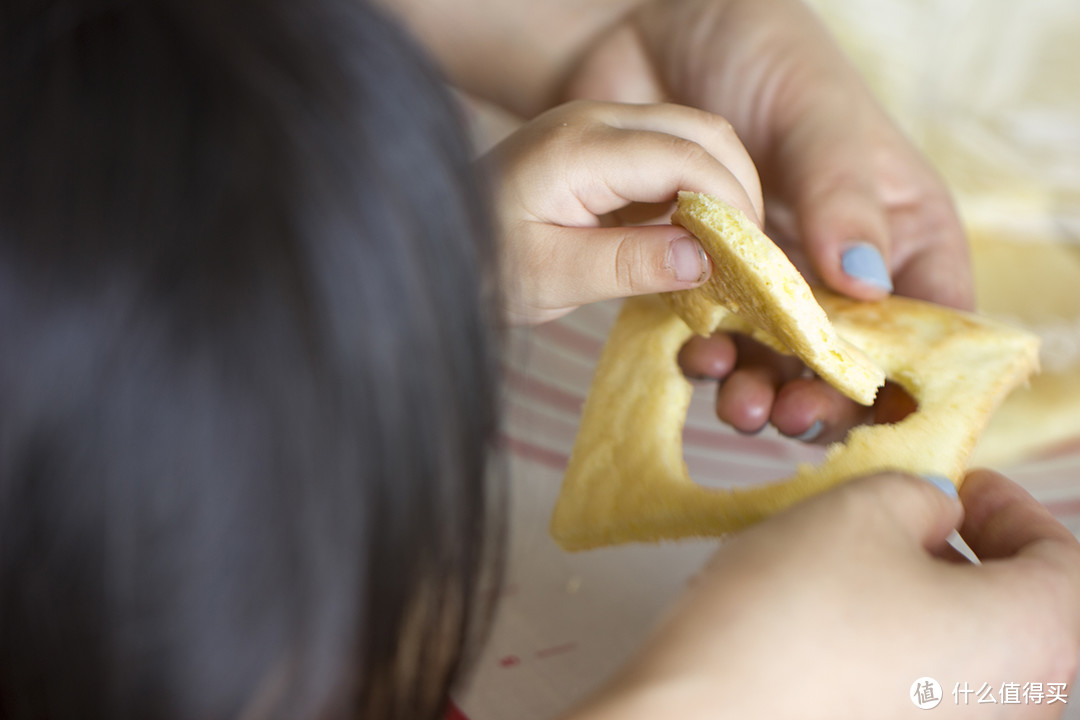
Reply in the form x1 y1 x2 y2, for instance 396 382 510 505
841 243 893 292
792 419 824 442
920 473 959 499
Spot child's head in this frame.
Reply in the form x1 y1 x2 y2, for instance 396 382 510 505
0 1 502 718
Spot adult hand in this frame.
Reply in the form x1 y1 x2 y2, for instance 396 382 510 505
565 470 1080 719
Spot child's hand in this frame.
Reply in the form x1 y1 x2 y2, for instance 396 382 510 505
485 100 763 325
567 470 1080 720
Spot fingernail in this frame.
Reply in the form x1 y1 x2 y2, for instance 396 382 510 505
668 236 710 284
947 530 982 565
792 419 824 442
841 243 893 292
919 473 959 499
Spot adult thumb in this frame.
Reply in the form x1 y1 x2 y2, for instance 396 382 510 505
834 472 964 554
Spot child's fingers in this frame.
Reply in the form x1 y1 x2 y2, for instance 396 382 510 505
505 100 761 226
563 123 761 228
493 100 770 322
596 102 765 223
514 223 711 318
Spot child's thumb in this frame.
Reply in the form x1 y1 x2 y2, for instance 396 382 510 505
533 225 711 310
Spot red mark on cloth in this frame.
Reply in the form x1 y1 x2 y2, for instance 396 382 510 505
446 700 471 720
536 641 578 659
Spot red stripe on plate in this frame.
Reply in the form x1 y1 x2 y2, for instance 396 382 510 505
682 424 805 457
505 400 580 446
503 434 569 472
533 320 606 357
505 368 584 415
535 641 578 659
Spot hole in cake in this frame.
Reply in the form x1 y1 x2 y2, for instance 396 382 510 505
683 379 919 494
873 381 918 426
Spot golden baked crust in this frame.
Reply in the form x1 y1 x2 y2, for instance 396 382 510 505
549 194 1040 551
665 192 885 405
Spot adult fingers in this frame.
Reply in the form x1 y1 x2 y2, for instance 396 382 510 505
856 472 965 553
713 335 805 434
677 333 737 381
796 471 963 556
890 218 975 311
959 468 1080 660
774 104 975 311
769 379 916 445
772 106 893 301
959 469 1080 561
680 336 874 442
769 377 871 443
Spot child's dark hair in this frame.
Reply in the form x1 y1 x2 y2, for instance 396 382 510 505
0 1 503 718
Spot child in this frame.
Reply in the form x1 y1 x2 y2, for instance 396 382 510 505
0 1 501 717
